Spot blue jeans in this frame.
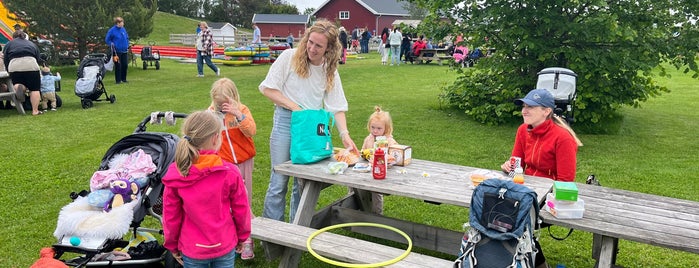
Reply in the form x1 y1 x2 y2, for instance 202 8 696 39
182 250 236 268
391 45 401 65
262 106 301 223
196 51 219 75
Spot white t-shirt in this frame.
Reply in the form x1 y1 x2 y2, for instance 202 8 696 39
258 49 348 113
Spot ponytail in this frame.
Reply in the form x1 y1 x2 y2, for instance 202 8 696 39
552 115 583 146
173 110 223 177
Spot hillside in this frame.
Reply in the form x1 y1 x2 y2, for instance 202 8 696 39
136 11 251 46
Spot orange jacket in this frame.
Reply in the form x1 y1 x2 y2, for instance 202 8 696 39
212 104 256 164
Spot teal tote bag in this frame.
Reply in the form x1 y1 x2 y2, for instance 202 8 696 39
290 109 335 164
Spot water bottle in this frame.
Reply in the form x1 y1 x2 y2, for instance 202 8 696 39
372 147 386 180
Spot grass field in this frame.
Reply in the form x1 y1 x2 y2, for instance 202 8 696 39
1 12 697 268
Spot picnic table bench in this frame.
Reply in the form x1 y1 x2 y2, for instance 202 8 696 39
259 158 554 268
415 48 452 65
251 217 454 268
540 182 699 267
0 71 25 114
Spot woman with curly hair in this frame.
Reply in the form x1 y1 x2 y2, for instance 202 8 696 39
259 19 358 223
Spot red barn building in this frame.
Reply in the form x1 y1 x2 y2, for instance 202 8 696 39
312 0 410 36
252 14 310 41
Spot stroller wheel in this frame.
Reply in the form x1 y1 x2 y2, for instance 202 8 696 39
81 99 93 109
143 61 148 70
109 94 116 103
155 61 160 70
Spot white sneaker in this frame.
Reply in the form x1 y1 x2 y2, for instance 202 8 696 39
216 69 221 76
197 74 204 77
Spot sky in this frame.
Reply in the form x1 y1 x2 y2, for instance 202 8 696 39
285 0 325 13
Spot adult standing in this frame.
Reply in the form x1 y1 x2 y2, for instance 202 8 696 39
360 27 371 54
338 27 348 64
252 23 261 44
388 27 402 66
286 33 294 48
379 27 390 65
195 22 220 77
400 33 412 63
105 17 129 84
3 31 42 115
259 19 358 223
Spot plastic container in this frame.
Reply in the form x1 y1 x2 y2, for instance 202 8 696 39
553 181 578 201
513 167 524 184
545 193 585 219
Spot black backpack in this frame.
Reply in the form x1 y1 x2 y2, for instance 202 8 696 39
454 179 539 268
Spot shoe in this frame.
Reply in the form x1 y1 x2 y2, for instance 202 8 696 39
51 108 57 111
241 238 254 260
216 69 221 76
121 80 128 83
116 81 121 84
197 74 204 78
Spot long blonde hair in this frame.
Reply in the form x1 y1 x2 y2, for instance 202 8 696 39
174 111 223 177
367 106 393 136
209 78 240 110
292 19 341 92
549 112 583 146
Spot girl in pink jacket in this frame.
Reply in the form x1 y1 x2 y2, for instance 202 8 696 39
162 110 251 267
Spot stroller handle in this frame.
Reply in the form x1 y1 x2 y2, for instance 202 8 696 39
135 112 188 133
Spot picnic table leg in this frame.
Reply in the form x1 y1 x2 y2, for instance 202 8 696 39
592 234 619 268
278 179 323 268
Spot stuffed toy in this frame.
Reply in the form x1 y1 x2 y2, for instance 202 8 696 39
104 178 138 212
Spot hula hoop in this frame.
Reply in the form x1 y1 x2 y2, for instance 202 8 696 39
306 222 413 268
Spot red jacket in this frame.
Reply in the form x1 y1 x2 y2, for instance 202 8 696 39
511 119 578 181
412 40 426 56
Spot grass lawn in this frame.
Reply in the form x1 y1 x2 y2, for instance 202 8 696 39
1 13 697 268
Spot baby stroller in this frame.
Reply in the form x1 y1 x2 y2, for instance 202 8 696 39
52 112 187 268
452 46 469 67
536 67 577 124
75 53 116 109
141 41 161 70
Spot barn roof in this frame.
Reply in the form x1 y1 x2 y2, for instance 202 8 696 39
208 22 237 30
252 14 310 24
314 0 410 16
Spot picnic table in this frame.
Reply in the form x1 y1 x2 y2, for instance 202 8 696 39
415 48 452 65
0 71 25 114
257 158 554 268
540 182 699 267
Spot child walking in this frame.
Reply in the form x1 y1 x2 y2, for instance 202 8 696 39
40 66 61 111
208 78 257 260
162 110 251 267
362 106 398 215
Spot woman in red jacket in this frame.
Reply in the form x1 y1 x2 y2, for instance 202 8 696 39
501 88 583 182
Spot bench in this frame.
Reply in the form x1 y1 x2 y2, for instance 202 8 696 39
540 183 699 267
0 71 25 114
251 217 454 268
415 49 451 65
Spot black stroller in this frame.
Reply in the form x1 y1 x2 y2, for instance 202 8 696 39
536 67 577 124
75 53 116 109
141 41 161 70
52 112 187 267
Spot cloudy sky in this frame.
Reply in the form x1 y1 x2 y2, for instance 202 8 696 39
285 0 325 13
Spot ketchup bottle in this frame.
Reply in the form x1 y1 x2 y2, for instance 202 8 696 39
372 148 386 180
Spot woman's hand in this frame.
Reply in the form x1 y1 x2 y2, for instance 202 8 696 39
500 160 513 173
172 252 184 266
342 134 359 154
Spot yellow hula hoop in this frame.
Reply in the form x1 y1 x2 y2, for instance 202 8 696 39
306 222 413 268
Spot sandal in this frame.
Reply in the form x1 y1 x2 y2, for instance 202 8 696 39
32 111 44 116
241 238 254 260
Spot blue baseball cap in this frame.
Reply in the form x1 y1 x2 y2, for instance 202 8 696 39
514 89 555 108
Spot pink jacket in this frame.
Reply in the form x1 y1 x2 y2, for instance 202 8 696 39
162 150 251 259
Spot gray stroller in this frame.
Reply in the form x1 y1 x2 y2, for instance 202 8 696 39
536 67 577 124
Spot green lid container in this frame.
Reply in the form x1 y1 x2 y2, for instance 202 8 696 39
553 181 578 201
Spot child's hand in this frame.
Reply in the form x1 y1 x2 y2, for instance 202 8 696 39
172 251 184 265
55 72 60 76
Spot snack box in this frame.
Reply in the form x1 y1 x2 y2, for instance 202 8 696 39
545 193 584 219
388 145 412 166
553 181 578 201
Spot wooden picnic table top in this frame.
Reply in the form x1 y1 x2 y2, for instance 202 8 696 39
540 182 699 254
274 158 553 207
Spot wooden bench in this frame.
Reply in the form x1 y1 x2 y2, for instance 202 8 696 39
415 49 451 65
0 71 25 115
251 217 454 268
540 183 699 268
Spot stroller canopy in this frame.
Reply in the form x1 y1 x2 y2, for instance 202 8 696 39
536 67 577 101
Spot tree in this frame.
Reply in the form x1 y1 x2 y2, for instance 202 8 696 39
5 0 157 62
410 0 699 131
